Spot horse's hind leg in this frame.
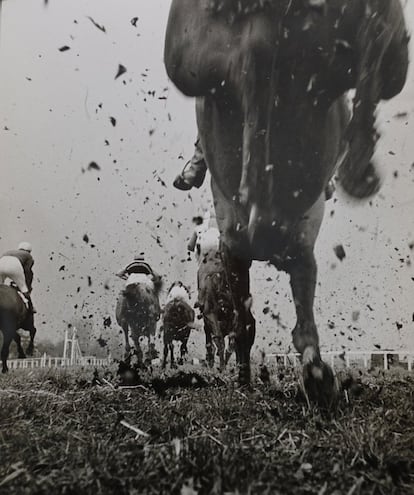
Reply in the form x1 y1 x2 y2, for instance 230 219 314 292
131 333 143 366
204 317 215 368
213 335 225 371
222 245 255 385
225 331 236 365
1 333 13 373
121 323 131 361
178 338 188 365
26 322 36 356
13 332 26 359
287 245 335 406
169 343 176 369
136 342 143 366
162 342 168 369
207 313 226 370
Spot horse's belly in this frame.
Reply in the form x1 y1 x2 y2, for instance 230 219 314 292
198 91 347 262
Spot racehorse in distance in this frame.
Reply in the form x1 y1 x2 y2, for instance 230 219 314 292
116 271 162 365
195 225 236 370
161 281 196 368
164 0 409 404
0 284 36 373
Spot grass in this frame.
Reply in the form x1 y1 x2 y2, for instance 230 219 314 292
0 364 413 494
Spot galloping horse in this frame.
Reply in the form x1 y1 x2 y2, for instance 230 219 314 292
0 285 36 373
196 228 235 370
116 272 161 364
165 0 409 403
161 282 195 368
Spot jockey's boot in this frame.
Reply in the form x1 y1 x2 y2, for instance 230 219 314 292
24 292 37 315
173 138 207 190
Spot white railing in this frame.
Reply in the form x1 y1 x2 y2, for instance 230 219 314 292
7 355 112 370
7 351 413 372
266 350 414 371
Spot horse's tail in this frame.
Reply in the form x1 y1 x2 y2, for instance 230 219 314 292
202 271 234 331
118 283 161 323
163 299 195 329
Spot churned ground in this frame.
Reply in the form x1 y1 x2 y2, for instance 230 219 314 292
0 364 413 495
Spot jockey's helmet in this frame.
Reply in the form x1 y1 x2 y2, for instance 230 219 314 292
18 241 32 253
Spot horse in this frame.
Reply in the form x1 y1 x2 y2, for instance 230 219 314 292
164 0 409 404
196 227 236 370
161 282 195 368
0 284 36 373
115 273 161 365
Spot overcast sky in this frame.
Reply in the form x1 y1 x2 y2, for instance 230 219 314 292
0 0 413 356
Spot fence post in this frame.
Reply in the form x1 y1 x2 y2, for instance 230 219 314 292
384 353 388 370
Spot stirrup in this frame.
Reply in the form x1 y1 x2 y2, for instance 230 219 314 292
173 160 206 190
173 174 193 191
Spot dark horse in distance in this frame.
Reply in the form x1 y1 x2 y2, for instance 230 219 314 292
196 227 236 370
162 282 195 368
165 0 409 403
0 284 36 372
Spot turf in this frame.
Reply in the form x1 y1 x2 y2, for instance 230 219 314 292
0 365 413 494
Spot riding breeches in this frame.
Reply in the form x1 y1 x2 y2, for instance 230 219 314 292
0 256 29 292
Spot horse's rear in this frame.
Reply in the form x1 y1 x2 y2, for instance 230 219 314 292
162 286 195 368
116 282 161 362
0 285 36 372
198 246 235 370
165 0 409 403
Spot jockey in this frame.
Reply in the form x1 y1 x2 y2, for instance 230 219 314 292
187 210 220 266
116 257 162 291
0 242 36 314
174 134 336 199
187 215 205 253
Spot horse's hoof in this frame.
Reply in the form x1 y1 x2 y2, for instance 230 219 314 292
302 360 336 408
2 367 8 374
339 161 381 199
